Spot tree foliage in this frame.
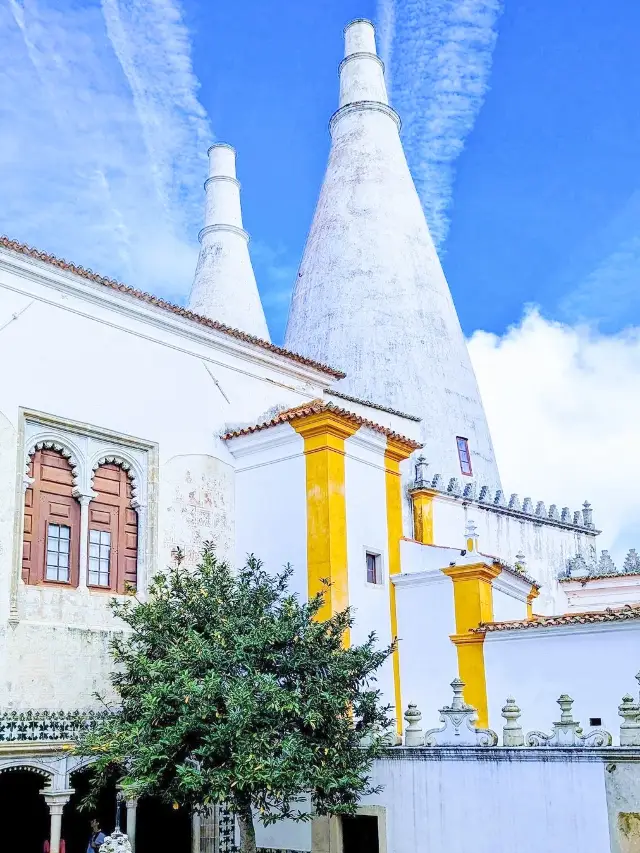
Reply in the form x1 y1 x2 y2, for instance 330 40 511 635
76 545 393 852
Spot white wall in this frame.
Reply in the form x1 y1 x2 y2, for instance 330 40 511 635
230 424 308 601
344 430 395 710
363 751 612 853
0 252 329 710
431 494 596 614
394 541 459 728
484 622 640 734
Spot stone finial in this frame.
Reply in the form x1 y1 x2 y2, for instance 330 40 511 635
565 554 589 578
431 473 443 491
404 703 424 747
619 695 640 747
574 510 583 526
514 552 527 574
522 497 534 514
478 485 490 503
447 477 462 497
508 493 521 511
414 455 429 489
535 501 546 519
582 501 594 529
623 549 640 574
465 519 479 553
494 489 506 507
526 694 612 747
463 482 477 500
548 504 560 521
501 697 524 747
598 550 616 575
423 679 498 747
561 507 572 523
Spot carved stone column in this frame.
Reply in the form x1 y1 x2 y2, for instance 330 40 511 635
126 799 138 851
76 493 95 589
43 790 74 853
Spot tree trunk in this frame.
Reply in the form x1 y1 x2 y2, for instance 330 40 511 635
237 803 257 853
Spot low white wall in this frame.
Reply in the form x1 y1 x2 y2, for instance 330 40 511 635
484 621 640 734
364 750 612 853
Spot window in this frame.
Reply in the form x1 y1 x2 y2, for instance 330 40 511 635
88 529 111 587
22 448 80 586
456 436 473 476
366 552 382 585
89 462 138 593
46 524 71 582
590 717 602 727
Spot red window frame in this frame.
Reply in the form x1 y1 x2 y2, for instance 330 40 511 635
456 437 473 476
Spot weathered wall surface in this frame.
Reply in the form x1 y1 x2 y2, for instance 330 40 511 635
607 762 640 853
0 251 328 712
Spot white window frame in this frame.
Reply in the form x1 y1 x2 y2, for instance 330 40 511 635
363 547 385 588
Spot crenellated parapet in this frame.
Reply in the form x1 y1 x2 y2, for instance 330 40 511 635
409 457 598 535
561 547 640 580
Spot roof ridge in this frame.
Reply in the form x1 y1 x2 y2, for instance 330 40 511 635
479 603 640 632
222 399 422 448
0 235 345 379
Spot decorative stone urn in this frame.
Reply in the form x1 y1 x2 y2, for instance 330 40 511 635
99 830 133 853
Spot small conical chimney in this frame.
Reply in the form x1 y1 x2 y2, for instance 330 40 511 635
188 144 270 340
285 20 502 491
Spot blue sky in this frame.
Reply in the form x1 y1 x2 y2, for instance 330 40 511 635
2 0 640 559
3 0 640 344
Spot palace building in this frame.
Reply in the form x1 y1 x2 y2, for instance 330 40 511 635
1 18 639 853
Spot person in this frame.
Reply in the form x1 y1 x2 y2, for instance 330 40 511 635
87 819 106 852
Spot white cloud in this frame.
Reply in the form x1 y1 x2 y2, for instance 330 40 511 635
468 310 640 563
0 0 211 300
377 0 503 248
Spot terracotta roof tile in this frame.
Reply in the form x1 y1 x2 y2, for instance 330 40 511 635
559 571 640 583
222 400 422 448
0 236 345 379
479 604 640 632
324 388 422 422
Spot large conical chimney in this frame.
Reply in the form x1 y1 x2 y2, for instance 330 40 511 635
285 19 501 490
188 144 270 340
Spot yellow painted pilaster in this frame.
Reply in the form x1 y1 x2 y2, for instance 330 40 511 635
442 562 501 728
527 585 540 620
409 488 437 544
293 413 358 643
385 439 415 735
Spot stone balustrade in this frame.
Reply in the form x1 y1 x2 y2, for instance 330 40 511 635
0 709 108 742
401 671 640 749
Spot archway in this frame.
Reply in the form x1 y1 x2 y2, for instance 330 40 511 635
136 797 192 853
64 768 117 853
0 768 50 853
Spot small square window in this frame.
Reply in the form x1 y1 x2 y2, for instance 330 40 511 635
456 437 473 476
589 717 602 727
45 523 71 582
88 529 111 587
366 552 382 585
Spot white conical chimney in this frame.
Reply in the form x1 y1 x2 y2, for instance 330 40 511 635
285 19 502 490
188 144 270 340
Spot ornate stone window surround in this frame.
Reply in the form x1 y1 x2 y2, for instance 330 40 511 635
10 409 158 621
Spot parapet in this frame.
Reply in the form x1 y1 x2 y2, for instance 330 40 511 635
409 456 598 534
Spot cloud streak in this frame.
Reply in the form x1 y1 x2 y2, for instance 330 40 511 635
0 0 211 300
377 0 503 248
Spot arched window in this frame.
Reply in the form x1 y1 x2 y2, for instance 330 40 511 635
22 449 80 586
89 463 138 593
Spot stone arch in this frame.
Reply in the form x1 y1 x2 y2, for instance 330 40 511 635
25 437 82 494
0 759 55 781
89 452 144 508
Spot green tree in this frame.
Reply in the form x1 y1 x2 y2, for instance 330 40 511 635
76 544 394 853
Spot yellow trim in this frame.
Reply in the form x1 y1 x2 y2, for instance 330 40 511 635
385 439 414 735
527 585 540 620
293 412 358 645
409 488 437 544
442 562 500 727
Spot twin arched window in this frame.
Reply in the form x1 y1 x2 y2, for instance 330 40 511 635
22 450 137 593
